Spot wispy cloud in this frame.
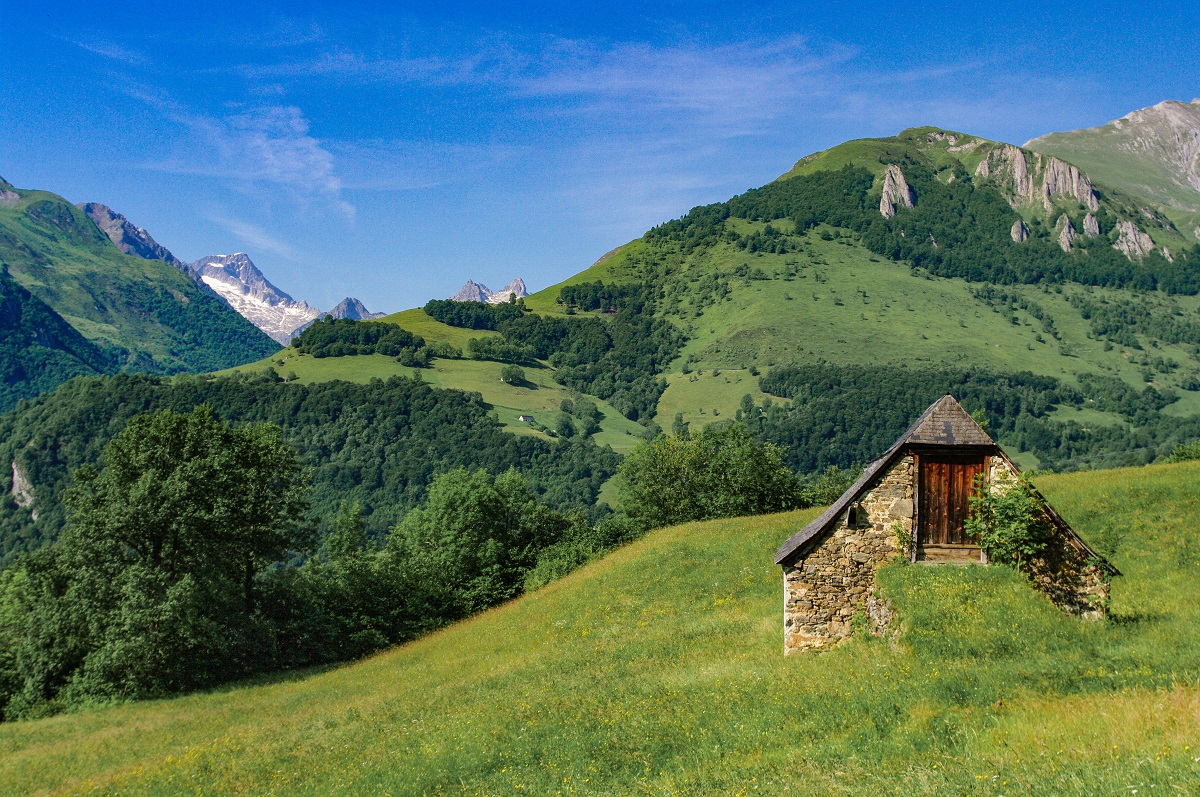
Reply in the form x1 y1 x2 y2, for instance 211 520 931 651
64 37 149 66
207 213 301 261
134 97 354 219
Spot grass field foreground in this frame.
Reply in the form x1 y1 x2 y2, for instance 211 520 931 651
3 462 1200 795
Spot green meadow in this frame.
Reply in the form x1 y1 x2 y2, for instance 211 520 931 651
217 350 646 454
4 461 1200 795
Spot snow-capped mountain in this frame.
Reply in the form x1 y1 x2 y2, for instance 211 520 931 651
449 278 528 304
191 253 320 345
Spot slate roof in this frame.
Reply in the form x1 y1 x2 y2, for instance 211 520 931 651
774 395 995 565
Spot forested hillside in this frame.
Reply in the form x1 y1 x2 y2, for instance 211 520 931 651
0 267 113 409
0 372 618 563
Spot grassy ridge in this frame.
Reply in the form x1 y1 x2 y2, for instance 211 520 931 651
4 461 1200 795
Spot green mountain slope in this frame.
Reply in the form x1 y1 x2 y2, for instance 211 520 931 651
0 180 279 382
3 461 1198 795
1027 99 1200 244
217 125 1200 477
0 266 112 410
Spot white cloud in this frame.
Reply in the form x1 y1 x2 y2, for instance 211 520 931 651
140 103 354 219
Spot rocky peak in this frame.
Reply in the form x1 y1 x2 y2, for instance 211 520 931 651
1083 213 1100 238
879 165 915 219
328 297 385 321
1111 99 1200 195
191 253 319 344
1010 220 1029 243
450 278 528 304
487 278 528 305
78 203 189 272
452 280 492 303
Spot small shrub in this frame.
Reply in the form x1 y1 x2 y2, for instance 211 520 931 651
1167 440 1200 463
965 476 1054 570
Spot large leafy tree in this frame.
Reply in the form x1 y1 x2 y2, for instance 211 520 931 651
617 423 807 530
1 406 308 716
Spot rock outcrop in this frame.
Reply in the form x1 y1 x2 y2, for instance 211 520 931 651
1056 215 1077 253
1041 157 1100 212
1083 213 1101 237
977 145 1033 199
192 253 320 344
879 165 915 219
78 203 190 272
1112 221 1156 259
12 461 35 519
1011 220 1029 242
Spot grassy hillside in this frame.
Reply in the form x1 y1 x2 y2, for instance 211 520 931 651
221 350 647 453
4 461 1200 795
0 184 279 376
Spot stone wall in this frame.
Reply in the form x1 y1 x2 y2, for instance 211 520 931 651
782 456 912 653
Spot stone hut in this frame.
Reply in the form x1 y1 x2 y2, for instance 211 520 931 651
774 395 1116 654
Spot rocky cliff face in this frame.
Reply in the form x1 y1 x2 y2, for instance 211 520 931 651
191 253 320 344
78 203 190 272
974 146 1099 212
879 165 915 219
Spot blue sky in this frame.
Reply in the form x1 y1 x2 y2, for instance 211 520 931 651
2 1 1197 313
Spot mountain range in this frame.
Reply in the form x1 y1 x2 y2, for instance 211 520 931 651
4 98 1200 557
77 203 386 344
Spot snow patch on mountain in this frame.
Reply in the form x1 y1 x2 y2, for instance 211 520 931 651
191 253 320 344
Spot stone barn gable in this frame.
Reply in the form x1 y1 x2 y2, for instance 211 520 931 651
774 395 1116 654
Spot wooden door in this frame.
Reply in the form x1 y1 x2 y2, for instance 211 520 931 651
919 456 984 545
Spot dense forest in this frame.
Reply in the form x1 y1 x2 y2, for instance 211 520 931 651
0 404 814 720
0 372 620 564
